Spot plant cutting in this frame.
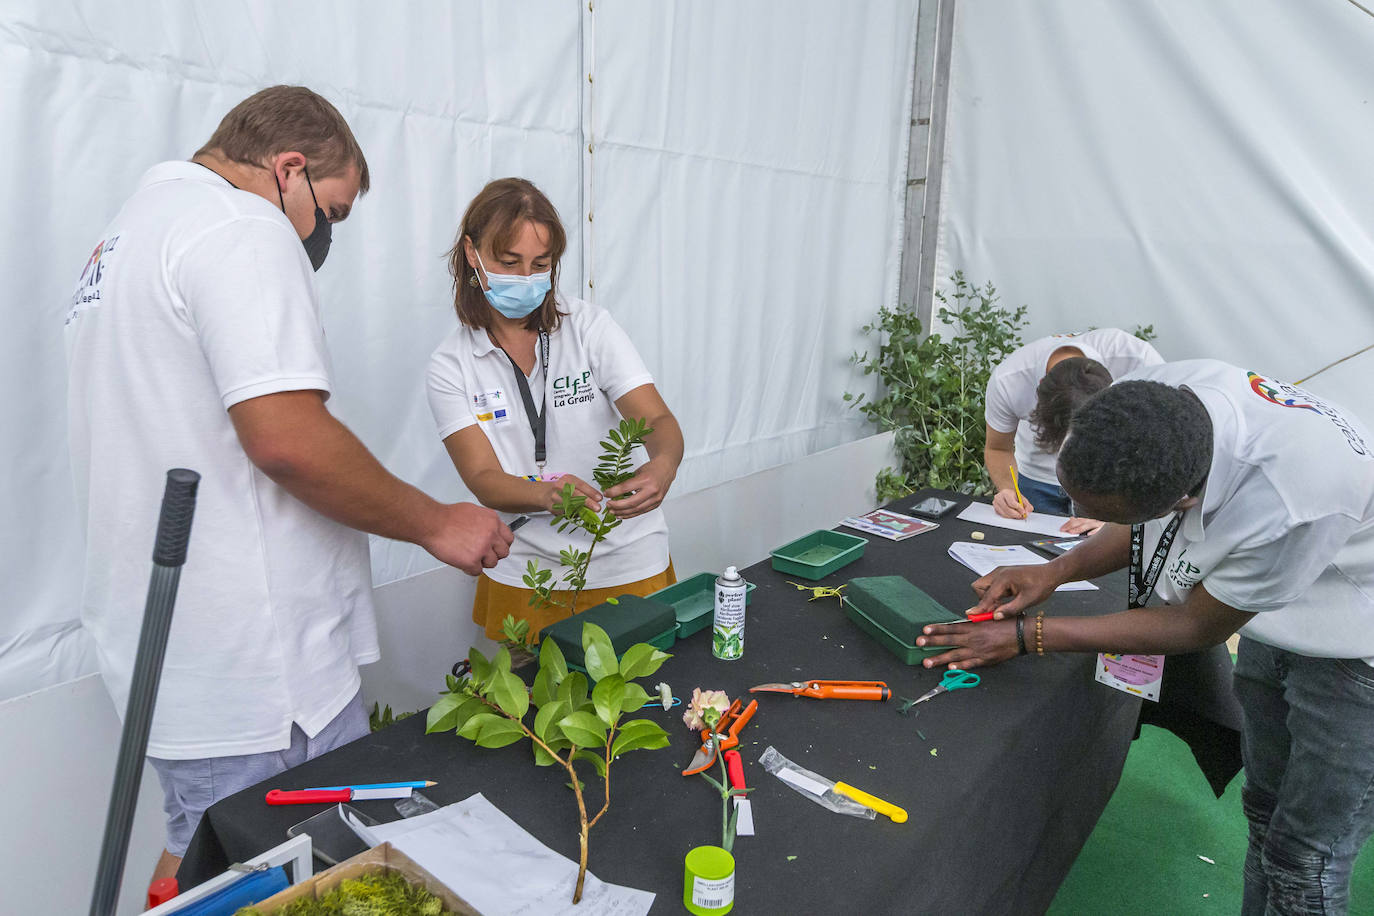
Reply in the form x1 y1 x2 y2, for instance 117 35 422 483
426 622 671 903
520 417 653 618
683 689 754 853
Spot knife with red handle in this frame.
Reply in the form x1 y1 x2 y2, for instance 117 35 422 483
723 749 755 836
265 786 412 805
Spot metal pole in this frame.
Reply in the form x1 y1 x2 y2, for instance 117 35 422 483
89 469 200 916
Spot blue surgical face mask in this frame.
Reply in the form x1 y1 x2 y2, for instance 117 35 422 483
475 250 551 319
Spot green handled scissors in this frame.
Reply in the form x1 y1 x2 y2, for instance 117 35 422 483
910 668 980 706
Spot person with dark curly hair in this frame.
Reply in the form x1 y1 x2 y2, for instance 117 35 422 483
983 328 1163 533
921 358 1374 914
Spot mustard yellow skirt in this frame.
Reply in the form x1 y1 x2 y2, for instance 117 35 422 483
472 561 677 641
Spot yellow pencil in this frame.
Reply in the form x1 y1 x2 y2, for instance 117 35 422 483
1008 465 1027 518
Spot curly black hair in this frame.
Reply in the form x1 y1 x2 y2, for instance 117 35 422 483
1058 380 1212 519
1031 357 1114 452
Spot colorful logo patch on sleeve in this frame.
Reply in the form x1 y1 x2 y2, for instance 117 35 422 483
1247 371 1371 458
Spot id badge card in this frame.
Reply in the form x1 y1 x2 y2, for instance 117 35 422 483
1095 653 1163 702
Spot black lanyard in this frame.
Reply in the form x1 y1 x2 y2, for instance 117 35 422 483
498 332 549 472
1129 512 1183 609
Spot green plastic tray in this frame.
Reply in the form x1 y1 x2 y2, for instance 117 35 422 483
843 597 954 665
649 573 757 638
770 529 867 580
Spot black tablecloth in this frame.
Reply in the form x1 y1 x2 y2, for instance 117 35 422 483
180 491 1177 914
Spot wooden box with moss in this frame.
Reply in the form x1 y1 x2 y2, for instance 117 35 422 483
233 842 477 915
845 575 959 644
538 594 676 671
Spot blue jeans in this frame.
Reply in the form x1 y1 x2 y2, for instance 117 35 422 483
1234 638 1374 914
1015 475 1073 516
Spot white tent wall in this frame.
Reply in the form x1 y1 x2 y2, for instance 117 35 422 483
1 0 919 703
936 0 1374 418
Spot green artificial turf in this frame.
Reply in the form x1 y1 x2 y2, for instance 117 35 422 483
1050 725 1374 914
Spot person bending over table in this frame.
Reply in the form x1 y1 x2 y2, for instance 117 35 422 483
920 359 1374 915
66 87 512 888
984 328 1163 533
427 178 684 640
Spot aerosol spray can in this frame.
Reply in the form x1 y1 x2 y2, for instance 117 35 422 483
712 566 748 660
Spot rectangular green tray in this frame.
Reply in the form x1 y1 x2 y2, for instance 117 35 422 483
649 573 758 638
843 597 954 665
770 529 867 580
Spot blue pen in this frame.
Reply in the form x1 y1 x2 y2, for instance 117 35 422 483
309 780 436 791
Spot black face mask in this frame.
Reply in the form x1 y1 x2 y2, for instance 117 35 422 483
277 165 331 271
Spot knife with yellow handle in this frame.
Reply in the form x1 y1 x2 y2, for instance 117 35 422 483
832 782 908 823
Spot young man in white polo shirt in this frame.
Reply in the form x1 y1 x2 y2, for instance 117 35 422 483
983 328 1164 531
65 86 513 884
919 359 1374 913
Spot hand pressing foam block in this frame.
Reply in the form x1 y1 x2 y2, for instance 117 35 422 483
845 576 961 646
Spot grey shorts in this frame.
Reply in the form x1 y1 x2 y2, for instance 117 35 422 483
148 691 368 857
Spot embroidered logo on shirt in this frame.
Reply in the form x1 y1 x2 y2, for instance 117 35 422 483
553 370 595 408
66 234 122 325
1168 552 1201 590
1247 372 1371 459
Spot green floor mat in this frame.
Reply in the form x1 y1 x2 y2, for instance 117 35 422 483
1050 725 1374 914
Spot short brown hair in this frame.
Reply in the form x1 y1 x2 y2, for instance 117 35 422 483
196 86 370 192
447 178 567 333
1031 357 1114 452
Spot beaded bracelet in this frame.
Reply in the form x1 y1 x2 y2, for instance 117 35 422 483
1015 612 1028 656
1034 610 1046 656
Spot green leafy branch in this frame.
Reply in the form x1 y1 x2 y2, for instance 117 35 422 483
426 622 671 904
520 417 654 617
846 272 1027 500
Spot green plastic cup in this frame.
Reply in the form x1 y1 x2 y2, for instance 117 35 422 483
683 845 735 914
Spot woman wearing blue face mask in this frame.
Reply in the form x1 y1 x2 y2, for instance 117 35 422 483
426 178 682 640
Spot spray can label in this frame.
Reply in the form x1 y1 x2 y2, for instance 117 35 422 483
713 576 747 660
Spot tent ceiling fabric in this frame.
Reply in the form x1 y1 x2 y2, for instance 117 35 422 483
936 0 1374 414
0 0 919 698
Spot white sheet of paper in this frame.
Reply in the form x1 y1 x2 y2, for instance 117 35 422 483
947 541 1098 591
343 794 654 916
956 501 1077 538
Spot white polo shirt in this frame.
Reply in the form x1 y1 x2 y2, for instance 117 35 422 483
426 297 670 589
986 328 1164 485
65 161 379 759
1125 360 1374 661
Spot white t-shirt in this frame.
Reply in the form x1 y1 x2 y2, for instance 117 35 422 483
1125 360 1374 661
65 161 379 759
427 298 670 589
985 329 1164 485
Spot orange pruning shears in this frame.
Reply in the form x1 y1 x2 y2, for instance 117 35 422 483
748 680 891 701
682 698 758 776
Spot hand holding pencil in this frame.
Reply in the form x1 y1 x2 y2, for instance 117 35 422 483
992 465 1033 520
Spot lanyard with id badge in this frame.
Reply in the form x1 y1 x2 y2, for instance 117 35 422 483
497 331 551 477
1093 513 1184 701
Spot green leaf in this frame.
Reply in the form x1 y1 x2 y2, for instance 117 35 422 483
618 643 672 681
490 669 529 719
425 693 467 734
468 648 491 687
457 712 501 740
581 623 619 682
493 646 513 676
533 743 559 766
618 682 651 714
591 674 626 728
699 771 725 794
557 671 590 709
474 717 526 749
559 710 609 748
610 718 670 758
531 666 556 708
539 634 568 684
572 748 608 780
534 699 568 741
